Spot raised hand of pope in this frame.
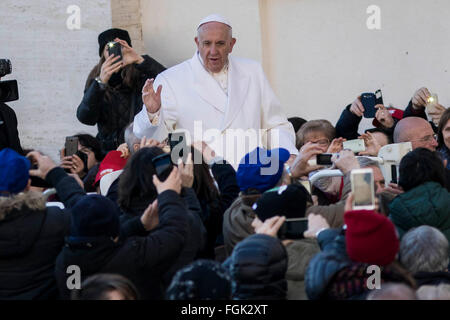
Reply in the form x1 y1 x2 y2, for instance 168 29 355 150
142 78 163 114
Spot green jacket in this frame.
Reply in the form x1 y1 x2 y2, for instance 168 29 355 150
389 182 450 241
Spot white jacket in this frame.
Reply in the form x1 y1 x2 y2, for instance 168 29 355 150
134 52 297 166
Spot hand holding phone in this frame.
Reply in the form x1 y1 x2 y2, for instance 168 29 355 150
152 153 174 182
65 136 79 157
152 166 182 194
343 139 366 153
277 218 309 240
361 89 383 118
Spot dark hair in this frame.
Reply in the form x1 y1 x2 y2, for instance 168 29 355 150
191 146 220 206
437 108 450 149
74 133 104 162
399 148 446 191
288 117 307 133
118 147 164 211
365 128 393 144
71 274 139 300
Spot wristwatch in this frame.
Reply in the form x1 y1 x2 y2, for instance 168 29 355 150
95 77 106 90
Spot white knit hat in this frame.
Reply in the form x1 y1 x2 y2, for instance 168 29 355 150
197 14 232 29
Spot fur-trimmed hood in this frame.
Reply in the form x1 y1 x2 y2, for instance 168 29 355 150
0 191 46 221
0 191 47 258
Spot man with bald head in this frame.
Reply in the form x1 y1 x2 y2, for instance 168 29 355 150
133 14 297 166
394 116 438 151
394 116 450 191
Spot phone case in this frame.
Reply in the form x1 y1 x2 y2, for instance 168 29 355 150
108 42 122 59
361 92 376 118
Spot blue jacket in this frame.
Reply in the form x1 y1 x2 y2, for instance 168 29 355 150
304 228 351 300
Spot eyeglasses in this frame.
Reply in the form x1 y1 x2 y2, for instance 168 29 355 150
307 139 330 146
411 134 438 143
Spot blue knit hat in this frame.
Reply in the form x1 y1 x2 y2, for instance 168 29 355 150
236 147 290 193
0 148 30 194
69 194 120 241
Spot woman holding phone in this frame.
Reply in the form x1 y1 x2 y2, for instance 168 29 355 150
77 28 166 153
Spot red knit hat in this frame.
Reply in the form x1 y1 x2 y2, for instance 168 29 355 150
344 210 399 266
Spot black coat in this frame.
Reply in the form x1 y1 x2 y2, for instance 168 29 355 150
0 168 85 300
223 234 288 300
76 55 166 153
335 104 396 141
118 186 206 287
305 228 351 300
197 162 240 259
55 190 189 300
0 102 23 154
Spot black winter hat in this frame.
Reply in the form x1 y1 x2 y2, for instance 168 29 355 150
69 194 120 240
98 28 132 57
166 260 232 300
252 183 312 222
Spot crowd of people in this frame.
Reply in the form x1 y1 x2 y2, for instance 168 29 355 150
1 14 450 300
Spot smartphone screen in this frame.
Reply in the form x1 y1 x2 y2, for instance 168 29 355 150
361 92 376 118
152 153 173 181
316 154 333 165
277 218 308 240
351 168 375 210
65 136 79 157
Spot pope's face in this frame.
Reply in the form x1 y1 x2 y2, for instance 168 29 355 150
195 22 236 73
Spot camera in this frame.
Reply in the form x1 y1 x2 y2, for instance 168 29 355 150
0 59 19 103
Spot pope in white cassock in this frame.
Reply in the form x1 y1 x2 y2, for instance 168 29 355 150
133 14 297 166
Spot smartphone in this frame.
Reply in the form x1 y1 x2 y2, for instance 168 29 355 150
152 153 173 182
168 131 188 163
65 136 79 157
107 41 122 60
361 89 383 118
277 218 309 240
350 168 375 210
426 93 439 113
343 139 366 153
316 153 333 165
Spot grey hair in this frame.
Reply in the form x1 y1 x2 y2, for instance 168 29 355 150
357 157 381 169
124 123 140 155
400 226 449 274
